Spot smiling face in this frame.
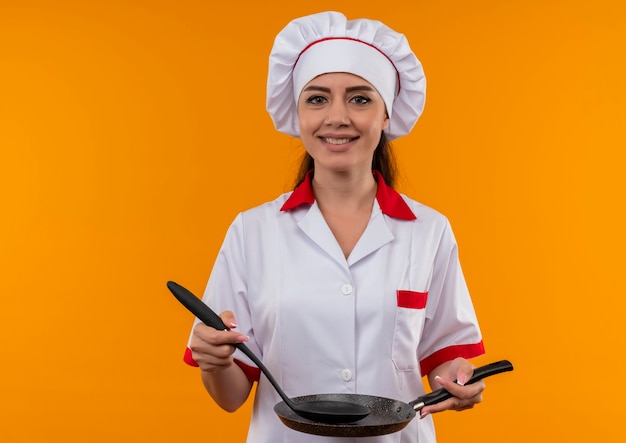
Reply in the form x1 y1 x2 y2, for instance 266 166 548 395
297 72 390 176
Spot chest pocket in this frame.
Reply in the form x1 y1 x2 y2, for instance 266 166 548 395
392 290 428 371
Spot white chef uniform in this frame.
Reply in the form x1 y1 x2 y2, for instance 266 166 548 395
185 171 484 442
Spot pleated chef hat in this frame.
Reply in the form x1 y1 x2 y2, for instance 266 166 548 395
266 11 426 140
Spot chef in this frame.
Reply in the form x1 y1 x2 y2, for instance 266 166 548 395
184 11 486 443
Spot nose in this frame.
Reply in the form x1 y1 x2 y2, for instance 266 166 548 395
324 100 350 126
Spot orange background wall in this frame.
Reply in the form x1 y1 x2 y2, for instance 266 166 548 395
1 0 625 441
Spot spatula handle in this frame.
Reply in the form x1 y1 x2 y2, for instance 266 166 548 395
167 281 229 329
166 281 262 365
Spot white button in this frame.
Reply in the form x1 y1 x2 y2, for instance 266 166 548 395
341 369 353 381
341 284 353 295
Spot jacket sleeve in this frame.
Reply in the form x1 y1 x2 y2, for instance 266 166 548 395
417 219 485 375
184 213 262 380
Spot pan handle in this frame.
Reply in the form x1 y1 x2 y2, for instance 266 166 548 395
410 360 514 411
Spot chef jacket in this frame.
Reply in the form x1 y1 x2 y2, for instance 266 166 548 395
185 171 484 443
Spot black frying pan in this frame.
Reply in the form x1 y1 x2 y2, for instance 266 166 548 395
274 360 514 437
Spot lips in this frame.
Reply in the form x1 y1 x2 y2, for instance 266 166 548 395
320 137 358 145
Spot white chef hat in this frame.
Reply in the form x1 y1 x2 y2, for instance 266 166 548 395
266 11 426 140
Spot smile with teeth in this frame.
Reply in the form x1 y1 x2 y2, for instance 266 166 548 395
321 137 357 145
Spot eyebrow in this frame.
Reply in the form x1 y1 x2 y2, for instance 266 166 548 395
302 85 376 93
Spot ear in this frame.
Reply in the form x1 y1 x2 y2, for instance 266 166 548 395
382 113 390 130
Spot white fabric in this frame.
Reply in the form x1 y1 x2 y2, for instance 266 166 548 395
267 11 426 140
293 38 398 118
191 193 482 443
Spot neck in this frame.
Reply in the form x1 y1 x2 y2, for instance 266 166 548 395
311 169 377 213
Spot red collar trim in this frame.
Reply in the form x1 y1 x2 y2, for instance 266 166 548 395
280 171 316 211
280 170 416 220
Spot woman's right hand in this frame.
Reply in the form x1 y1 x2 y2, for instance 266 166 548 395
188 311 249 373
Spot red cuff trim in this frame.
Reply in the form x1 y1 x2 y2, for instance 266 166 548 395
184 347 199 367
184 348 261 383
235 359 261 382
419 341 485 376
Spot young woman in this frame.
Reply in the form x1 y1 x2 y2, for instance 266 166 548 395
184 11 486 442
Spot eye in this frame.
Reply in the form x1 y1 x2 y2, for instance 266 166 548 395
305 95 327 105
350 95 371 105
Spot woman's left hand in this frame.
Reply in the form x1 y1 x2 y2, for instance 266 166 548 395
420 357 484 418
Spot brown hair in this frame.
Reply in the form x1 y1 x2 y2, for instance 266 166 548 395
292 132 397 189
